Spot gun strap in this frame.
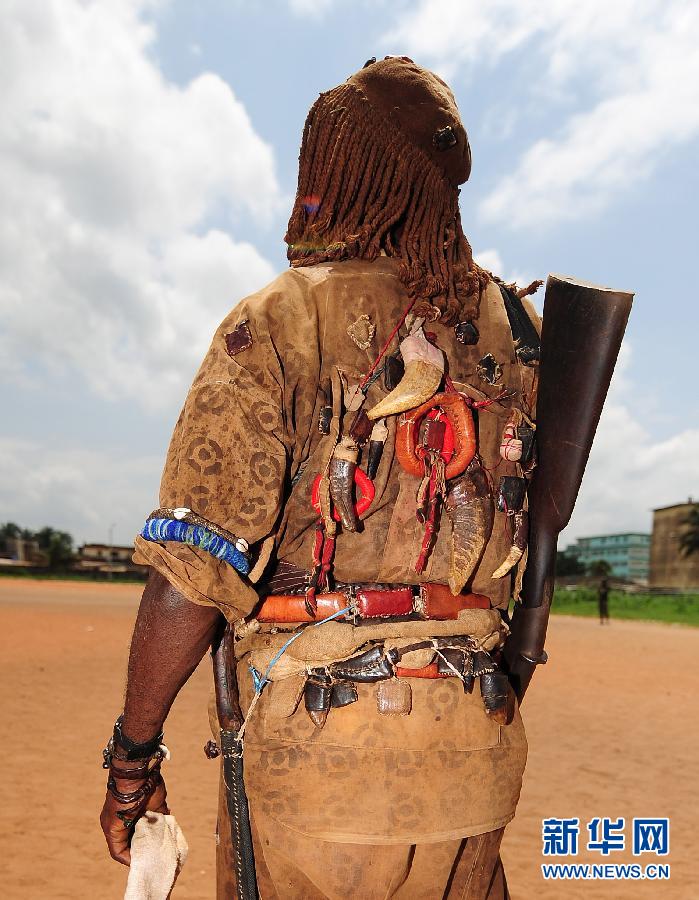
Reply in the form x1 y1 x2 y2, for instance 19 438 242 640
498 284 541 366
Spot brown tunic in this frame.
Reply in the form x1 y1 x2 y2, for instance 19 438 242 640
135 256 539 843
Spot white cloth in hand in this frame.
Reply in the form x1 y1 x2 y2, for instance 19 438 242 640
124 812 188 900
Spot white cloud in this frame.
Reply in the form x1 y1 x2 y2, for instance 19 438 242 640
474 248 536 298
288 0 336 18
384 0 699 229
0 437 162 546
0 0 280 409
474 249 504 276
561 342 699 543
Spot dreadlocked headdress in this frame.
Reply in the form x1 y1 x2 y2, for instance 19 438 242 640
286 56 489 325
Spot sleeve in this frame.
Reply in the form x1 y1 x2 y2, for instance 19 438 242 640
133 296 289 622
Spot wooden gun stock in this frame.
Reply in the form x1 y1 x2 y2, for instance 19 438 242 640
212 618 243 732
504 274 633 701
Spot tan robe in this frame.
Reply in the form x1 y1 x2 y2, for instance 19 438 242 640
134 257 540 891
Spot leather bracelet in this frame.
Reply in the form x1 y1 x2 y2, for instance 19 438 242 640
107 769 161 805
108 768 163 829
109 760 156 781
113 715 164 761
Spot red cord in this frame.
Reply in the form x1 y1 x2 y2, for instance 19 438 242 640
359 296 418 391
475 388 516 408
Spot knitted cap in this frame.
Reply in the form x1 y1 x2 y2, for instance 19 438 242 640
349 56 471 186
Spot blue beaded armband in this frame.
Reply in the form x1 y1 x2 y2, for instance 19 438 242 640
141 517 251 576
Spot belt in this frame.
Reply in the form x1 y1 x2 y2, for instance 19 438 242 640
256 582 490 625
303 638 512 726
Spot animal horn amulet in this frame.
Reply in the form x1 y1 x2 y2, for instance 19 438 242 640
311 469 375 523
395 392 476 479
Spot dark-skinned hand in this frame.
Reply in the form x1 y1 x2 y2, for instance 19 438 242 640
100 769 169 866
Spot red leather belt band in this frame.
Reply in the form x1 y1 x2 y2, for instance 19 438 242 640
394 662 450 679
257 592 347 624
256 583 491 624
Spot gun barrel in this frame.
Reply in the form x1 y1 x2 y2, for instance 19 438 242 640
506 274 632 699
531 274 634 536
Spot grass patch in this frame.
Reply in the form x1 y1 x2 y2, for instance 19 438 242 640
0 569 146 584
552 588 699 627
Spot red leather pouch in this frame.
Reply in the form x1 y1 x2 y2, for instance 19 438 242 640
355 587 414 619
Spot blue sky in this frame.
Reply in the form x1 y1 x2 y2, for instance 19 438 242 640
1 0 698 547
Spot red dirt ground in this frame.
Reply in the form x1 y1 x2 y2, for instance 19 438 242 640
1 578 695 898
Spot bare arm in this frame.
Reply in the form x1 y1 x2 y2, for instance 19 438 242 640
122 569 222 739
100 569 222 864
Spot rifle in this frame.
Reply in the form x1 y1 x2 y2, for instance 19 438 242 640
211 619 258 900
504 274 633 701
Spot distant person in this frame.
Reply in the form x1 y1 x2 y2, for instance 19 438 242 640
598 577 610 624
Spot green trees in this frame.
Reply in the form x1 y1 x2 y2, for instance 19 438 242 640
555 548 586 576
554 550 612 577
0 522 34 541
34 526 75 569
0 522 75 570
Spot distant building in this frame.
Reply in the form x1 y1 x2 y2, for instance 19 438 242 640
649 502 699 591
0 537 49 569
568 533 651 582
74 543 147 577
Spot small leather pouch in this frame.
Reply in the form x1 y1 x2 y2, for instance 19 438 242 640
305 675 332 713
480 671 514 725
330 646 395 683
261 676 501 752
376 679 412 716
436 648 466 677
257 592 347 623
420 583 491 619
331 681 358 708
355 587 413 618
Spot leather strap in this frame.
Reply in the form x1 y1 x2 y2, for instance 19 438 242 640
111 715 163 762
256 584 491 624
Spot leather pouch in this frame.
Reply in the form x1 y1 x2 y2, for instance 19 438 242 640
376 679 412 716
420 583 490 619
355 587 413 618
436 648 467 676
330 646 395 682
305 676 332 714
257 592 346 623
331 681 358 708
